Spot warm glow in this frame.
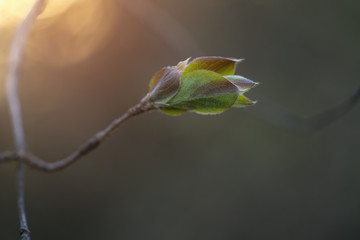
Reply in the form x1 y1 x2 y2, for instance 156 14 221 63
0 0 118 66
0 0 120 101
0 0 75 26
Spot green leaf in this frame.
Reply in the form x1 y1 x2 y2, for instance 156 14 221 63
160 107 187 116
168 70 239 114
182 57 242 76
149 67 180 104
224 75 257 92
233 94 256 107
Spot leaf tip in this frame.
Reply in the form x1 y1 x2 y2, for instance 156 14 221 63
176 57 191 71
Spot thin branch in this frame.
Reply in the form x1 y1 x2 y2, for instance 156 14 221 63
305 87 360 131
0 151 17 164
245 87 360 133
24 99 155 172
5 0 47 239
16 155 28 240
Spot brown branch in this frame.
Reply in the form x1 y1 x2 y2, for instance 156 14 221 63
0 151 17 164
305 87 360 131
24 98 155 172
245 87 360 133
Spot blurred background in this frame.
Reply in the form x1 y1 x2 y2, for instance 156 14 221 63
1 0 360 239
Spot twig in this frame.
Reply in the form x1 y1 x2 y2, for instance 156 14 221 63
24 99 155 171
1 99 154 171
1 98 155 171
5 0 47 239
245 87 360 133
0 151 17 163
16 154 28 240
305 87 360 131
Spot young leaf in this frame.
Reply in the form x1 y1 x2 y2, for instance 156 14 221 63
149 66 180 104
181 57 242 76
233 95 256 107
160 107 187 116
168 70 239 114
224 75 258 92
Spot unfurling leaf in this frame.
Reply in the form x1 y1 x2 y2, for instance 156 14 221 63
149 66 180 104
147 56 258 115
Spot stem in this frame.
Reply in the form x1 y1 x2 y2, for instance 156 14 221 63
24 99 155 171
0 97 155 171
5 0 47 239
17 155 29 240
0 151 17 164
245 87 360 133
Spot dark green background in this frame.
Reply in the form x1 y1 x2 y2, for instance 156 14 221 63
1 0 359 239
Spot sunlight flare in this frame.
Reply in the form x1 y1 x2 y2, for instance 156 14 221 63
0 0 118 67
